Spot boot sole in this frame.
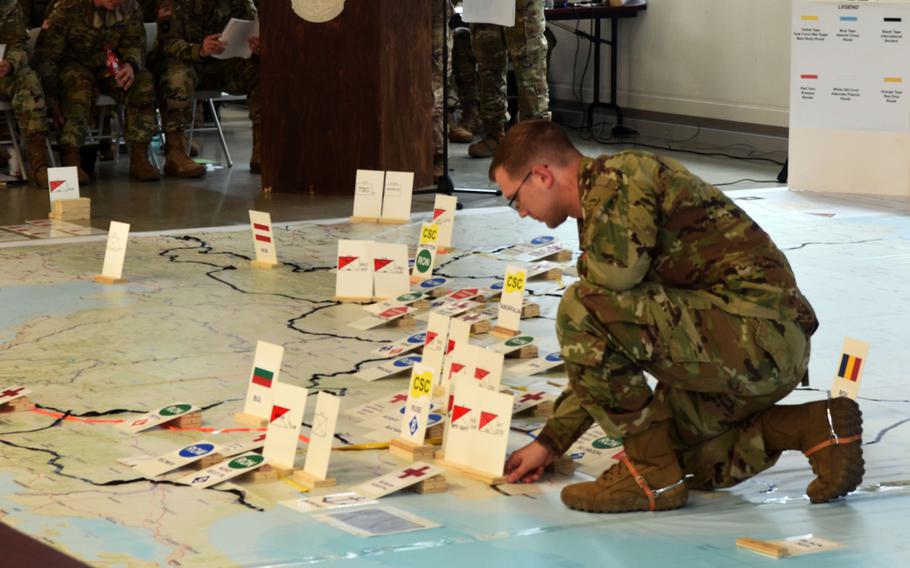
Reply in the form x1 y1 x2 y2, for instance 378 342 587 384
164 166 206 179
563 485 688 514
807 398 864 503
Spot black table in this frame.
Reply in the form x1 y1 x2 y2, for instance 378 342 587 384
546 2 647 134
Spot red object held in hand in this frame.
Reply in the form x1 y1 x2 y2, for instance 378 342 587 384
105 45 120 76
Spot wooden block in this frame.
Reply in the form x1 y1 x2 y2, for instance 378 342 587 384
332 296 374 304
427 423 444 439
437 247 454 255
429 287 451 298
521 303 540 319
409 474 448 494
389 438 436 462
248 464 292 483
234 412 268 427
548 455 576 475
530 400 554 418
292 469 337 490
194 453 224 470
349 216 379 224
169 411 203 429
378 218 409 225
435 458 506 486
490 326 520 339
412 299 432 310
50 198 91 221
394 316 417 328
506 344 539 359
552 249 573 262
539 268 563 280
547 378 569 388
470 319 492 335
250 260 279 269
0 396 35 413
735 537 790 559
94 274 127 285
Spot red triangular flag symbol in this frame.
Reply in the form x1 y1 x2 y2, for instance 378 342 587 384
479 411 497 430
451 405 470 423
446 339 455 354
433 208 445 219
338 256 358 270
474 368 490 380
50 180 65 192
270 405 290 422
425 331 438 345
374 258 393 272
451 362 465 374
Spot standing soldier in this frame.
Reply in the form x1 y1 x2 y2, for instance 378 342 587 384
155 0 259 178
1 0 50 186
468 0 550 159
35 0 159 184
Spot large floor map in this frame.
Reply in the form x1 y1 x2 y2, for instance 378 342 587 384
0 196 908 567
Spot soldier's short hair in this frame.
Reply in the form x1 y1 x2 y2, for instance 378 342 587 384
488 120 579 182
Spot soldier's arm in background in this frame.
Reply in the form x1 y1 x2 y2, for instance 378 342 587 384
536 388 593 456
32 0 66 103
1 1 29 74
121 4 146 69
578 160 659 293
158 0 205 62
232 0 256 20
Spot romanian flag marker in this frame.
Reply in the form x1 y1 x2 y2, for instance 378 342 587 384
832 337 870 400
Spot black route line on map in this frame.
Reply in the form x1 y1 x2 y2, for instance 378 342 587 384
783 238 883 251
793 387 910 445
0 437 262 511
300 420 352 446
866 418 910 446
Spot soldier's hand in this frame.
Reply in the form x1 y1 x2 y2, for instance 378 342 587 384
248 35 260 56
0 60 11 78
201 33 226 57
505 440 555 484
115 65 135 91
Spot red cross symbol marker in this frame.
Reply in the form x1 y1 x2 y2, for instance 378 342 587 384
389 394 408 404
520 392 545 403
1 387 25 398
399 466 430 479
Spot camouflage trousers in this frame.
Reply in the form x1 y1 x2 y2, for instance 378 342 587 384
471 0 550 130
156 57 260 133
557 280 811 489
432 0 454 155
57 61 156 147
452 27 479 115
0 68 48 138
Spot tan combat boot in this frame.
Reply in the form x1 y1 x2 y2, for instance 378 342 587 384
61 146 90 185
448 112 474 143
760 397 863 503
561 421 688 513
467 125 504 159
129 143 160 182
163 132 206 178
249 124 261 173
461 105 482 135
26 134 50 188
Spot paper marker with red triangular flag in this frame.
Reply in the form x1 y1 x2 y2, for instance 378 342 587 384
369 242 409 300
451 405 471 423
479 411 497 430
335 240 374 302
432 194 457 252
270 405 290 422
262 383 309 471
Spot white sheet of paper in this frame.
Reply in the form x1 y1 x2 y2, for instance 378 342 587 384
345 390 409 421
47 166 80 204
354 355 422 382
303 392 340 480
0 385 30 406
497 265 526 332
490 334 535 355
281 492 379 513
348 306 417 331
432 299 481 318
118 403 200 433
515 242 571 263
421 312 451 377
134 440 219 478
313 506 440 538
249 210 277 264
462 0 515 27
371 331 427 359
214 433 267 457
399 364 434 444
262 382 309 470
100 221 130 280
177 452 265 489
381 171 414 222
241 340 284 421
507 352 563 376
212 18 258 60
431 194 457 248
351 463 445 499
525 260 561 279
352 169 385 219
336 240 374 299
832 337 870 400
364 291 424 315
370 242 410 299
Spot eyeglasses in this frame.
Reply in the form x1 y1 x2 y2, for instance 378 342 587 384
507 170 533 210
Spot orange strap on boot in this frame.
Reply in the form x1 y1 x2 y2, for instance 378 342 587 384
804 433 862 457
617 451 656 511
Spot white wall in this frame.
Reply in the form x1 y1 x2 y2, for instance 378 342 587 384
547 0 792 127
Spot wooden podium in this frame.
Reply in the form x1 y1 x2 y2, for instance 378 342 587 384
260 1 434 194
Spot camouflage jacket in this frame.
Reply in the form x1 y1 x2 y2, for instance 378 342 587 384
157 0 256 63
16 0 51 28
35 0 146 102
1 0 29 75
536 151 818 455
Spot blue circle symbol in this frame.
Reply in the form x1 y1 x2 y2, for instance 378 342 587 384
408 333 427 344
420 277 447 288
393 355 422 368
545 352 563 362
179 443 215 458
531 235 555 245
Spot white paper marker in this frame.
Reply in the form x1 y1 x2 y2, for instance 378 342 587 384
134 440 219 478
239 341 284 423
496 265 527 333
399 364 435 445
432 194 457 249
303 392 341 481
411 223 439 281
262 383 309 470
118 403 200 433
335 240 374 300
97 221 130 282
371 242 410 299
249 210 278 266
351 463 445 499
47 166 80 204
177 452 265 489
352 169 385 220
832 337 870 400
0 385 30 406
380 171 414 223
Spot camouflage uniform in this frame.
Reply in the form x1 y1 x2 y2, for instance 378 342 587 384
452 25 479 119
471 0 550 131
155 0 259 134
0 0 47 138
34 0 156 148
431 0 453 156
536 151 819 490
138 0 157 22
16 0 51 27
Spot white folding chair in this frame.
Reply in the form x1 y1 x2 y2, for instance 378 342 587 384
0 100 28 181
188 91 246 168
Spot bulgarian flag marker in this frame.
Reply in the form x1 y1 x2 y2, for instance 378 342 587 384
237 340 285 426
252 367 274 388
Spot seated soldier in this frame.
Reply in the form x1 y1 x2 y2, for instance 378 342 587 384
15 0 51 28
494 120 863 513
35 0 159 185
155 0 259 178
1 0 49 185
